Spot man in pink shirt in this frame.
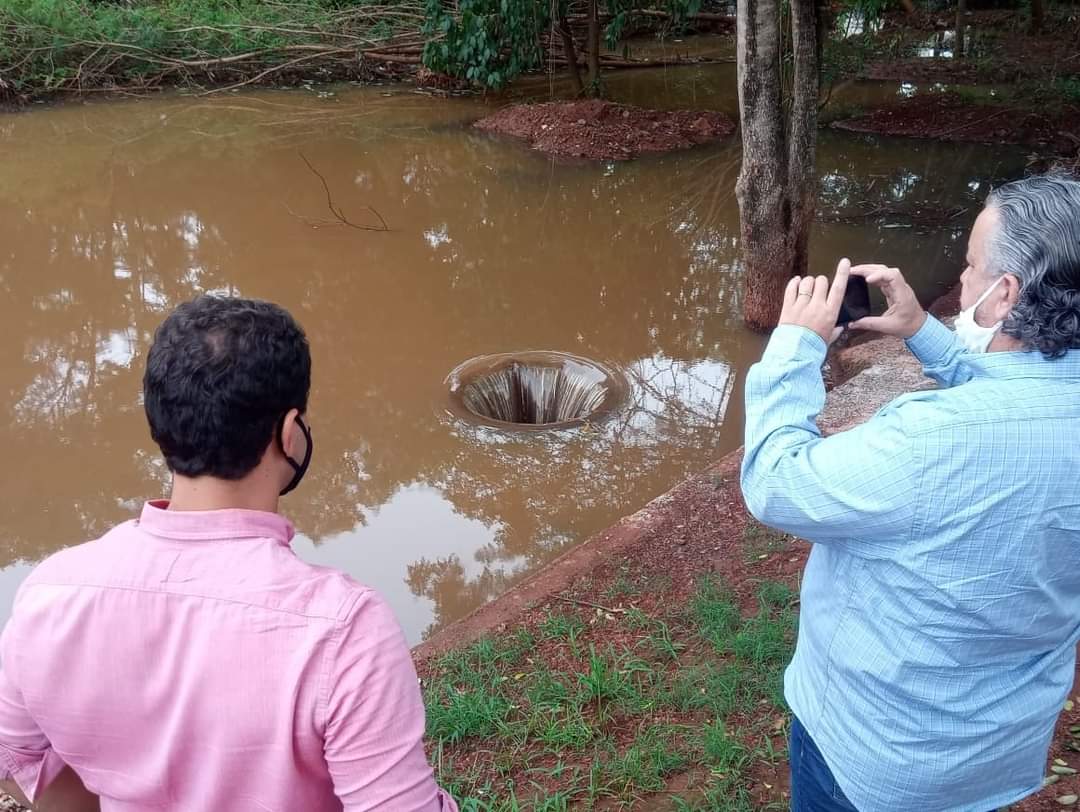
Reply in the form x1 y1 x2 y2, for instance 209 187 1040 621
0 296 457 811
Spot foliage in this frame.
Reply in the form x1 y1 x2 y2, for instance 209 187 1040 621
0 0 415 94
421 0 546 88
420 0 706 90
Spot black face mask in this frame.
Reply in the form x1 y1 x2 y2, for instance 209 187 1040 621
277 415 312 496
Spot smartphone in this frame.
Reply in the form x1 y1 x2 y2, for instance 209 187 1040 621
836 276 871 326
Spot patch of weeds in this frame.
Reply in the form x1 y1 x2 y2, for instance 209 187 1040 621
742 520 790 563
756 580 796 610
524 667 570 709
658 661 747 717
692 576 740 652
430 578 801 810
648 619 687 661
526 705 594 751
604 571 640 599
732 607 795 671
577 644 655 720
532 791 573 811
538 611 585 641
604 725 690 799
426 682 513 743
701 720 747 772
731 595 797 711
623 606 652 630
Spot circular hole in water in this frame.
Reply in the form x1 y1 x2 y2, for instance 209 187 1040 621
445 351 628 430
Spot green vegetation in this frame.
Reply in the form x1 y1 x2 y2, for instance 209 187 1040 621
741 520 790 563
421 0 704 91
0 0 418 95
424 578 797 809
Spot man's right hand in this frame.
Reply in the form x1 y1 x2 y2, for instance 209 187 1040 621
848 264 928 339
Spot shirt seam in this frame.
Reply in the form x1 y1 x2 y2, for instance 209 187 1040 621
316 590 366 738
903 409 1078 439
16 581 346 622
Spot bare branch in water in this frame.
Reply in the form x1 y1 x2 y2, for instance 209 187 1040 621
286 151 390 232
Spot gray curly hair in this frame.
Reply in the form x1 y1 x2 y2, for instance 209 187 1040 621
985 174 1080 358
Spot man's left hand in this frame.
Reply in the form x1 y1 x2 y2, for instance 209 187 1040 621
778 258 851 346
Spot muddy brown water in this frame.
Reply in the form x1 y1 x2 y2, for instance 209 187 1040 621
0 64 1025 642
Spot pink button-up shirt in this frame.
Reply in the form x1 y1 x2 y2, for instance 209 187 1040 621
0 501 457 811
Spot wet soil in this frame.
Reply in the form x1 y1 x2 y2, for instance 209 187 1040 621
860 9 1080 84
474 99 736 160
832 93 1080 153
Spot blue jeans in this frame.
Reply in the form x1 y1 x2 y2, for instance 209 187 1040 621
789 717 998 812
789 716 859 811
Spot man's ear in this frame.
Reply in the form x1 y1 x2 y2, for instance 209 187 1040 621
997 274 1022 320
278 408 303 459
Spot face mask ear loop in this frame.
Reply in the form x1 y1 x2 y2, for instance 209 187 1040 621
278 414 311 496
974 275 1005 313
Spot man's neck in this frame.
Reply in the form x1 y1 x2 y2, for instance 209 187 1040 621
988 332 1025 353
167 473 280 514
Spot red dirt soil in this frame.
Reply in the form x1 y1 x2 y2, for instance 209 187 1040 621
474 99 736 160
832 93 1080 154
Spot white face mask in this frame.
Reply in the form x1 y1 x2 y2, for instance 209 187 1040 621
954 275 1005 354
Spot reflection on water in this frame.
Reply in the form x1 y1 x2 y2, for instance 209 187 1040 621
0 69 1025 641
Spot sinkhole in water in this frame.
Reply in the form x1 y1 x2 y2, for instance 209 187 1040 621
446 351 629 430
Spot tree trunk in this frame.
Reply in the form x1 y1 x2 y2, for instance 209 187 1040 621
1030 0 1045 33
556 9 585 95
955 0 966 58
586 0 601 94
735 0 819 331
789 0 820 278
898 0 917 15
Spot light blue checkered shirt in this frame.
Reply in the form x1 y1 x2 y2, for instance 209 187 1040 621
741 316 1080 812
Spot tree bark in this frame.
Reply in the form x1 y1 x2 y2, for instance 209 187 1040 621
735 0 820 331
955 0 966 58
1030 0 1045 33
789 0 820 278
556 8 584 95
586 0 601 94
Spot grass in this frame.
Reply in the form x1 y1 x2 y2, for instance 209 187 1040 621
0 0 417 96
741 520 791 564
424 576 798 809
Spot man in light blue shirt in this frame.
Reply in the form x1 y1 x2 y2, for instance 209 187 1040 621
741 175 1080 812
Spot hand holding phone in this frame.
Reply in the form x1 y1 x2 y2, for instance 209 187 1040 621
836 276 871 327
778 259 853 345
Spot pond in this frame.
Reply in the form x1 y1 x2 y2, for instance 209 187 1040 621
0 64 1024 642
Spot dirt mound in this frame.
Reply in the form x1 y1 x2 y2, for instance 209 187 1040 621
832 93 1080 152
475 99 736 160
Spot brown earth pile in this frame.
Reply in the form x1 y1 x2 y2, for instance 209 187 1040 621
475 99 736 160
832 93 1080 153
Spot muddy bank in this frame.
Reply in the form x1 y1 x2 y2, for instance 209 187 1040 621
832 93 1080 151
858 9 1080 85
474 99 736 160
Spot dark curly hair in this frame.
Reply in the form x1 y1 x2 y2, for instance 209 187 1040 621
143 296 311 479
986 175 1080 359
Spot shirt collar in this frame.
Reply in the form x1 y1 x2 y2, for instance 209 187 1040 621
137 500 295 544
964 347 1080 380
